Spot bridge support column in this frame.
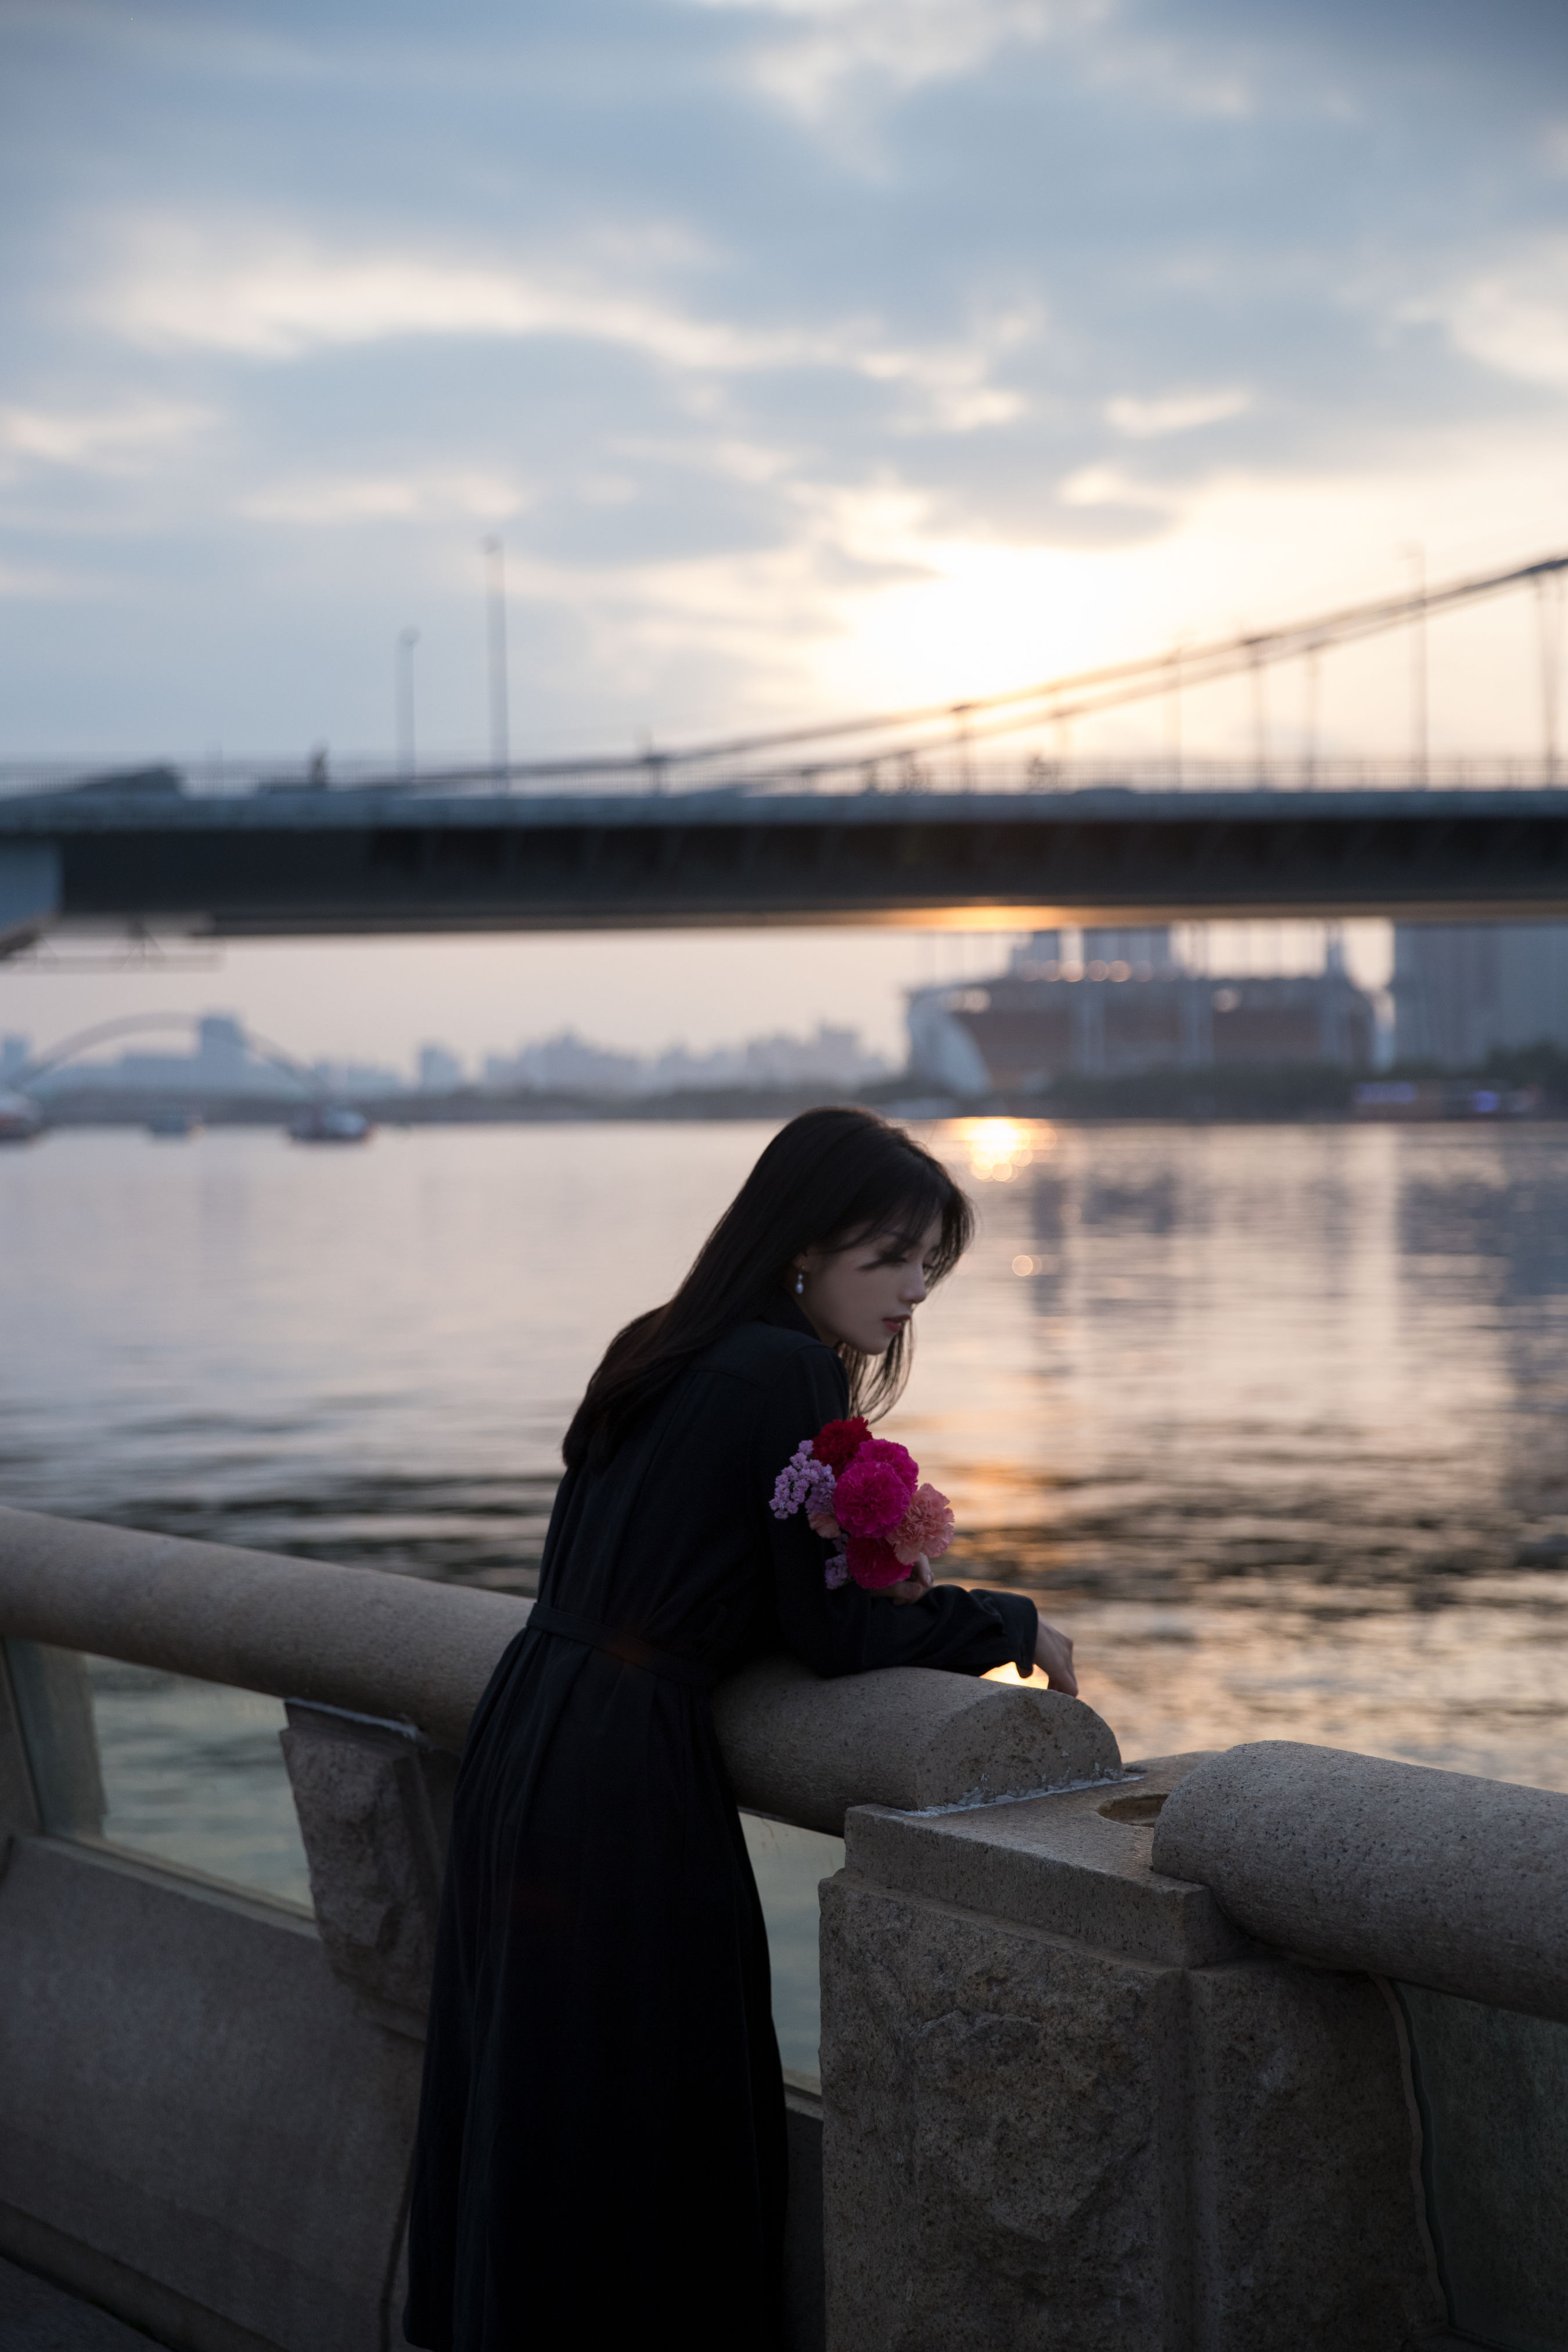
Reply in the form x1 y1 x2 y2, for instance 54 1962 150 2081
0 844 59 958
1071 982 1106 1074
1180 977 1214 1067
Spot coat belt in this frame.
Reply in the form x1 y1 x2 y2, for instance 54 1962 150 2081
526 1602 714 1691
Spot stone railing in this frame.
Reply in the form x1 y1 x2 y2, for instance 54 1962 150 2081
6 1506 1563 2352
0 1502 1116 1815
0 1504 1117 2352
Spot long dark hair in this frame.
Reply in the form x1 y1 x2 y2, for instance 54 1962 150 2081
562 1107 973 1471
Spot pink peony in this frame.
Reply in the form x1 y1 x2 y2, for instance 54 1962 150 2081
846 1534 908 1590
832 1440 919 1537
890 1483 955 1567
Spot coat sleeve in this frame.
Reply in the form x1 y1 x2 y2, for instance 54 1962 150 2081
754 1341 1039 1682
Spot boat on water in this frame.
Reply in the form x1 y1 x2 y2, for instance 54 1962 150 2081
288 1103 373 1145
0 1090 42 1145
146 1106 204 1140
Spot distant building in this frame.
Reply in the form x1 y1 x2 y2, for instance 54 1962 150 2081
195 1015 250 1089
418 1044 465 1092
484 1032 645 1095
484 1022 889 1097
908 927 1375 1094
310 1059 408 1099
1391 924 1568 1066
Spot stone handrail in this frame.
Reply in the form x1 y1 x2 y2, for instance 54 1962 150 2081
1152 1738 1568 2022
0 1505 1119 1832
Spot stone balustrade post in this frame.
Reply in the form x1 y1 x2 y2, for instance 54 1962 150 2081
819 1755 1447 2352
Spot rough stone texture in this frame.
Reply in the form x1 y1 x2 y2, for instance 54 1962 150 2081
821 1872 1188 2352
822 1750 1444 2352
714 1653 1122 1836
1 1508 1115 1839
1153 1739 1568 2023
281 1702 455 2032
0 1503 527 1754
0 2255 157 2351
1188 1963 1443 2351
0 1835 419 2352
840 1756 1245 1970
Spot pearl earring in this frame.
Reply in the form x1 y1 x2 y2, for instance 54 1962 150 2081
794 1269 805 1296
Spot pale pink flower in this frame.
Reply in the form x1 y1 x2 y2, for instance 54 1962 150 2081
890 1483 955 1566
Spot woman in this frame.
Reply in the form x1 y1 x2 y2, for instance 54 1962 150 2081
404 1107 1077 2351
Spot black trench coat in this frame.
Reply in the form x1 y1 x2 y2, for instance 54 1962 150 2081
404 1296 1037 2351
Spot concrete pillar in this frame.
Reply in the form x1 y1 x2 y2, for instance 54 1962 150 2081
819 1756 1445 2351
1071 982 1105 1074
1180 978 1214 1067
0 844 59 957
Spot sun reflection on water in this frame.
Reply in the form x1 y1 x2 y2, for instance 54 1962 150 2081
955 1117 1053 1185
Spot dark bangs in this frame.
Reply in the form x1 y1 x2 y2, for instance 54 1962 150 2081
823 1149 973 1425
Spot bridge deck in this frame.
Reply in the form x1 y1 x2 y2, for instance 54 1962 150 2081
6 785 1568 937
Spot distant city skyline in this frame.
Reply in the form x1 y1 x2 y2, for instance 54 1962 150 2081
5 1002 894 1100
0 919 1393 1087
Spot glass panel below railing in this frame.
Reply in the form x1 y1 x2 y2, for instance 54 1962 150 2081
742 1811 844 2094
3 1640 843 2078
5 1639 312 1911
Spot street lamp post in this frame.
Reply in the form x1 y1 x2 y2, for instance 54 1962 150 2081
396 628 419 779
1399 542 1429 785
482 537 510 783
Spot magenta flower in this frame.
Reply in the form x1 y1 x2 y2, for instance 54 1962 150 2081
832 1440 919 1538
846 1534 908 1589
890 1484 955 1567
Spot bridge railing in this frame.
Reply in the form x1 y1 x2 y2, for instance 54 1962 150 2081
2 750 1566 804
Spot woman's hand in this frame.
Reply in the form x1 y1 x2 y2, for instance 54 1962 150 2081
1033 1619 1078 1695
886 1554 934 1606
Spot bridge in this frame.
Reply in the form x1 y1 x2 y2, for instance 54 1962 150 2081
6 779 1568 953
3 547 1566 951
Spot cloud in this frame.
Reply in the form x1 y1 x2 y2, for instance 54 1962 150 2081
2 0 1566 767
688 0 1109 125
99 229 774 365
0 400 212 476
235 467 529 524
1417 242 1568 394
93 221 1042 443
1107 386 1251 438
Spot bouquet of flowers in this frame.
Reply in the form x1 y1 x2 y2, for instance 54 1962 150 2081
770 1416 956 1591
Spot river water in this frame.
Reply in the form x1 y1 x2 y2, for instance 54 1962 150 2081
4 1119 1567 2067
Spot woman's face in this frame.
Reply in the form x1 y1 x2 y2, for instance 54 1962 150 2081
794 1214 944 1356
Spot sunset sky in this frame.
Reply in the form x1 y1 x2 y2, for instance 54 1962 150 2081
2 0 1565 1064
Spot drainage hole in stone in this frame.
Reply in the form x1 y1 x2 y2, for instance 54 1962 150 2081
1098 1791 1168 1824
